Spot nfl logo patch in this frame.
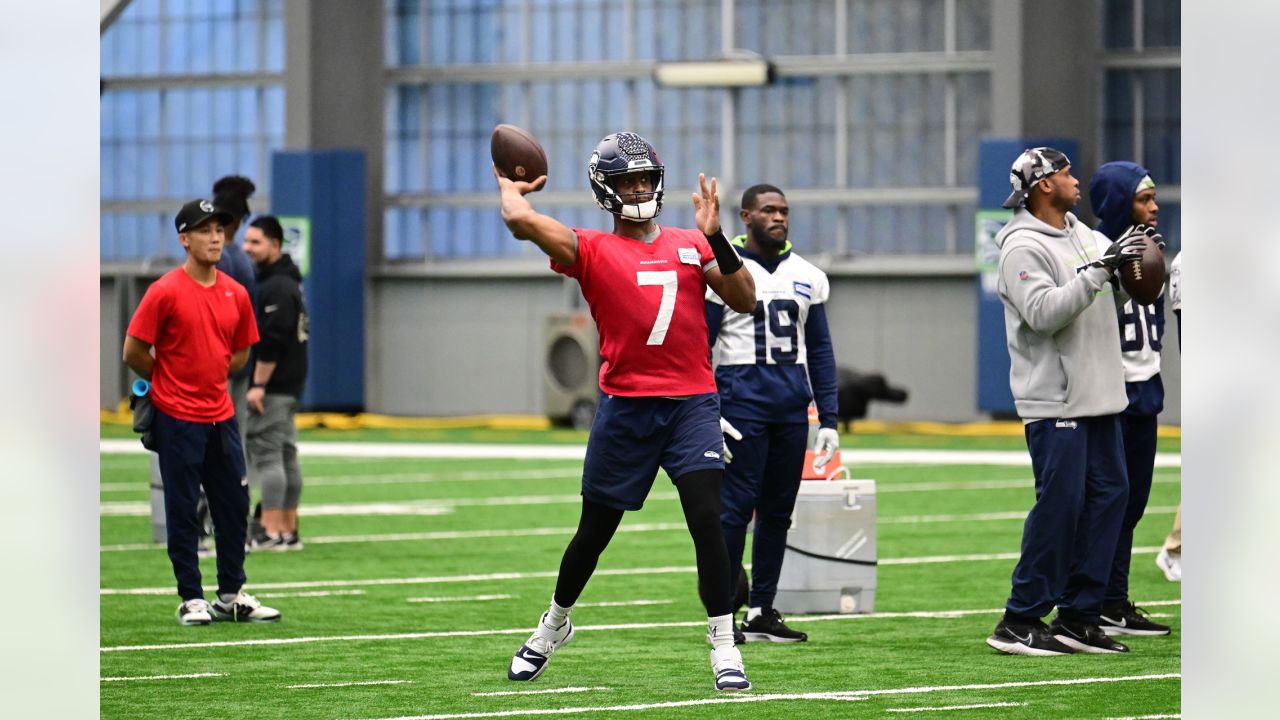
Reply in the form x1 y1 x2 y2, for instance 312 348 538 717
1018 270 1030 281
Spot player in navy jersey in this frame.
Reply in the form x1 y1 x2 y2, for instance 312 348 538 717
1090 163 1174 636
706 184 839 643
494 132 757 691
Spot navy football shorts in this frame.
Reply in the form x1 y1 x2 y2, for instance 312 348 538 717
581 392 725 511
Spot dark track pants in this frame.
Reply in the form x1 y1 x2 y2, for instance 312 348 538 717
1105 411 1159 605
153 408 249 601
1006 415 1128 621
719 419 809 610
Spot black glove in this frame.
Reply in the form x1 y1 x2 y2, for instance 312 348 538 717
1124 223 1165 250
1091 234 1146 271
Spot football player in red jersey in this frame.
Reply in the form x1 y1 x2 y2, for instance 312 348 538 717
495 132 756 691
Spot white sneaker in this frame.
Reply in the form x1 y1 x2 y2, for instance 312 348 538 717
710 645 751 691
1155 548 1181 582
508 613 574 681
210 590 281 623
177 598 212 626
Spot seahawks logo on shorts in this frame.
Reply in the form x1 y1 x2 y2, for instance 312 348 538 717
704 450 721 459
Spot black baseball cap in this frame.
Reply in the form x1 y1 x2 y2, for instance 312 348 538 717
174 198 233 233
1001 147 1072 209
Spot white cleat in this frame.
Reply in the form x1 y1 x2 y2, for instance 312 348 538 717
710 645 751 692
177 598 212 626
508 613 574 681
210 590 281 623
1155 548 1181 582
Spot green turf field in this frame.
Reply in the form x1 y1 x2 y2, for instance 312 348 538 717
100 429 1181 719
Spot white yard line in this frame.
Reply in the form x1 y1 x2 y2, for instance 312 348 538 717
886 702 1026 713
286 680 413 689
574 600 673 608
102 502 1182 550
98 490 1180 519
472 688 609 697
256 589 368 599
99 494 664 517
99 601 1179 653
346 674 1180 720
100 440 1180 467
101 548 1173 595
101 468 585 493
100 522 690 553
880 477 1180 493
100 501 454 517
1105 715 1180 720
881 507 1177 524
407 594 513 604
102 672 225 682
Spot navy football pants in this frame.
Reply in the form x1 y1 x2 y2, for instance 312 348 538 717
719 419 809 611
153 408 249 601
1006 416 1128 621
1105 411 1159 605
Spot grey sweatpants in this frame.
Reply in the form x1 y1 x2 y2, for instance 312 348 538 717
246 394 303 510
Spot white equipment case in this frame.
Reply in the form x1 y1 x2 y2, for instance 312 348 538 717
773 479 877 614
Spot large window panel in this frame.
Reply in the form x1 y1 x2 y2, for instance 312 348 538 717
848 0 947 53
955 73 990 185
737 78 839 189
1140 68 1180 184
1102 69 1136 162
531 80 630 186
424 83 500 193
1102 0 1136 50
846 75 946 187
1143 0 1180 48
636 85 723 195
736 0 839 56
956 0 992 51
785 206 840 256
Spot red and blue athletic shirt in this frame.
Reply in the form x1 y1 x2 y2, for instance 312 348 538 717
551 226 718 396
126 267 259 423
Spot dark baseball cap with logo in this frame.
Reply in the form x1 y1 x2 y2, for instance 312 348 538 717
1001 147 1072 209
174 198 233 233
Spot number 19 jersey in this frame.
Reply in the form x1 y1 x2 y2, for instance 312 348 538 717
552 226 718 396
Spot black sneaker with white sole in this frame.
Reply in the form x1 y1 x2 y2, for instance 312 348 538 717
985 615 1075 656
1099 601 1171 636
1050 616 1130 653
741 608 808 643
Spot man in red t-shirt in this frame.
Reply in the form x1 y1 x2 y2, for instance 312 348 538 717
495 132 757 691
123 198 280 626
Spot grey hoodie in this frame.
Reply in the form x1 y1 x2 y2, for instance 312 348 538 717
996 208 1128 420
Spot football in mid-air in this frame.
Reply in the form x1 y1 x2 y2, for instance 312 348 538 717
1119 234 1166 305
491 124 548 183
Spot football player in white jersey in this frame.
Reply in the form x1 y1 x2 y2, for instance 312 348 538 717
1156 252 1181 582
706 184 839 643
1089 162 1174 635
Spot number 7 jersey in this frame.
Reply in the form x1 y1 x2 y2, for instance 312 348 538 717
551 226 719 396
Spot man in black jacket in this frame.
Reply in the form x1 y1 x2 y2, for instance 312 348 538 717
242 215 309 550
